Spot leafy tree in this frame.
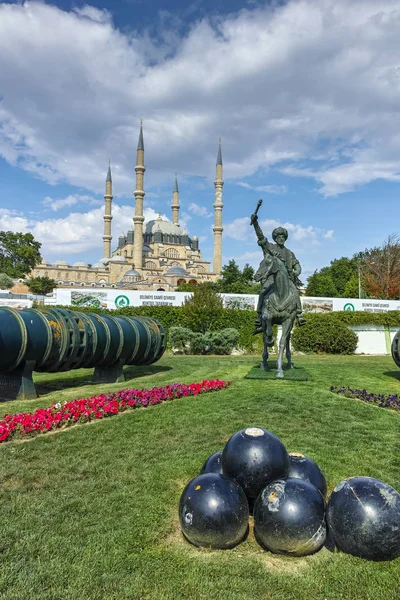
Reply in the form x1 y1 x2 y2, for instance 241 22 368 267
181 282 223 333
0 231 42 277
306 271 338 297
306 257 358 297
329 257 358 295
0 272 14 289
360 234 400 299
26 276 57 295
215 259 261 294
343 274 361 299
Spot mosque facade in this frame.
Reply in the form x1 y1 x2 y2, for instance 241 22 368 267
31 124 224 291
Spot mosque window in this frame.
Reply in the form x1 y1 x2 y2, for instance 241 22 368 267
163 248 179 259
57 271 61 279
145 261 157 269
77 272 81 280
86 273 89 280
65 272 69 280
45 271 48 277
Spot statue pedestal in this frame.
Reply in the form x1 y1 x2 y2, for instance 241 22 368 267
244 362 309 381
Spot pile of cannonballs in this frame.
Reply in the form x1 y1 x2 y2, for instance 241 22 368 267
179 427 400 560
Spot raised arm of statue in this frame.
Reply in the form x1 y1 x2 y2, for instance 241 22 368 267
250 214 267 246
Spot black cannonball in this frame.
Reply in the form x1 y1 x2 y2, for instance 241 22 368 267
288 452 327 497
201 451 223 474
254 478 327 556
327 476 400 561
222 427 289 501
179 473 249 549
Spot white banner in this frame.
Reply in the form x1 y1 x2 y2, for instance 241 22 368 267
50 288 400 313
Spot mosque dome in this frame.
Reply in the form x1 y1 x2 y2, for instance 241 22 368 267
123 269 141 278
165 266 188 276
145 215 184 236
54 259 69 266
40 259 51 266
108 255 128 263
73 261 88 267
91 261 107 269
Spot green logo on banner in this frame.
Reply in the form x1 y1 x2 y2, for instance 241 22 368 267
115 295 130 308
343 303 355 311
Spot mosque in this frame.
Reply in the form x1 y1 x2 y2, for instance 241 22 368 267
30 124 224 290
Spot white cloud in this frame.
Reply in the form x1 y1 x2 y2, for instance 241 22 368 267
1 1 400 195
224 216 331 249
188 202 212 217
324 229 334 239
236 182 287 195
42 194 100 211
0 204 168 259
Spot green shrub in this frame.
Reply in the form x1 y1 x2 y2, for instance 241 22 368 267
169 327 193 354
190 332 207 355
291 317 358 354
181 283 224 333
203 328 240 355
0 273 14 289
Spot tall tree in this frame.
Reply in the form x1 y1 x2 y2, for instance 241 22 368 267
305 257 358 297
306 270 338 297
0 231 42 277
216 259 260 294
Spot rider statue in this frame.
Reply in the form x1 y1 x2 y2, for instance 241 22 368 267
250 210 306 334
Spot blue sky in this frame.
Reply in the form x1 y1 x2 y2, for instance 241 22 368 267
1 0 400 282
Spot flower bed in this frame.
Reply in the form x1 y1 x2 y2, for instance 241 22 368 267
0 379 231 443
330 386 400 410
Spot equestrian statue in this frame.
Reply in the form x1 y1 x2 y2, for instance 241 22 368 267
250 199 306 378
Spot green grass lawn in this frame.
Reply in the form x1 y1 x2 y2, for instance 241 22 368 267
0 354 399 600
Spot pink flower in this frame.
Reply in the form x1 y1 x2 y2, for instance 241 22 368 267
0 379 230 443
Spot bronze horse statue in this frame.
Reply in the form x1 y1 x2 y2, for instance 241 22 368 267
254 248 298 378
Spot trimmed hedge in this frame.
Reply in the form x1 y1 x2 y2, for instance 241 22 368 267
52 304 263 352
50 306 400 354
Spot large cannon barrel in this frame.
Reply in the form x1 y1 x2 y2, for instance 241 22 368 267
0 306 166 400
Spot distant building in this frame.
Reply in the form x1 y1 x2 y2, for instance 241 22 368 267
31 123 225 291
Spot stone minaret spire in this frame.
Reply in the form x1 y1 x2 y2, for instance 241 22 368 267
171 173 180 225
133 120 145 269
102 159 113 259
213 137 224 275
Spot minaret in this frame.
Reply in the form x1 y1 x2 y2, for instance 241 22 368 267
102 160 113 259
213 137 224 275
171 173 180 225
133 120 145 269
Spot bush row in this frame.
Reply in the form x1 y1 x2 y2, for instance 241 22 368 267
51 306 400 354
52 305 263 352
